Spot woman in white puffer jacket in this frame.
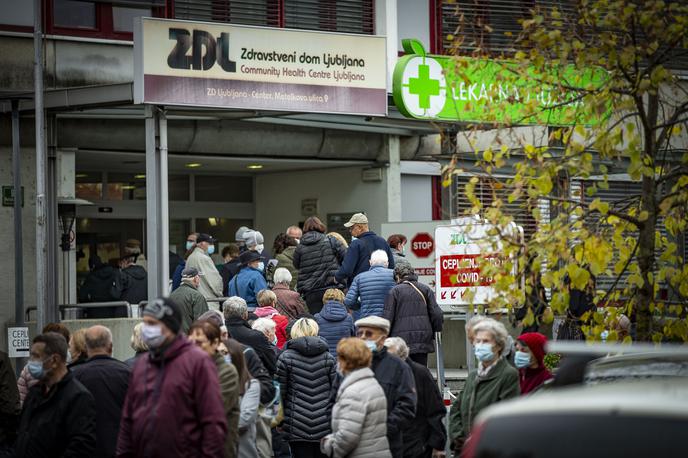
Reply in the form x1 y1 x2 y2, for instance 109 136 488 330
321 338 391 458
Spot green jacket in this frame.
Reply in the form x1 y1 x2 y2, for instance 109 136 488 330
449 358 519 442
169 282 209 333
214 352 240 458
270 246 298 289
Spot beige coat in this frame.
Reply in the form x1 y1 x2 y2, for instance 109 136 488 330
186 247 224 305
321 368 391 458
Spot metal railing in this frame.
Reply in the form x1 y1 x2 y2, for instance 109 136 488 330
25 301 141 321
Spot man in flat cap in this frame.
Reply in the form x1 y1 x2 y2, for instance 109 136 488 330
169 267 209 334
355 316 417 458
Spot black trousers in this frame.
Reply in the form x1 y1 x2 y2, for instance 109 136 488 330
409 352 428 366
303 289 327 315
289 441 326 458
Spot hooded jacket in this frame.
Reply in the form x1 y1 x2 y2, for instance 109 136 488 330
16 371 96 457
383 274 444 355
344 266 396 318
517 332 553 395
229 267 268 310
321 368 391 458
186 247 224 302
276 336 337 442
315 301 355 356
293 232 346 294
116 335 227 458
254 306 289 349
335 231 395 285
115 265 148 305
79 263 119 303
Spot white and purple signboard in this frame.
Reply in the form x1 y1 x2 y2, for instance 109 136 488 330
134 18 387 116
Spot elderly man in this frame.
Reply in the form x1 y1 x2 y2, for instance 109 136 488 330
117 298 227 457
186 233 224 303
385 337 446 458
354 316 416 458
223 296 277 376
286 225 302 243
72 326 130 458
228 250 268 310
243 229 272 261
169 266 209 333
335 213 395 286
16 332 96 457
344 249 396 319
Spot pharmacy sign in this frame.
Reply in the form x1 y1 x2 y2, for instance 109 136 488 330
393 39 607 125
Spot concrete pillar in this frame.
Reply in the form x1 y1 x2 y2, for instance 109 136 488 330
375 0 398 91
386 135 402 222
57 149 77 305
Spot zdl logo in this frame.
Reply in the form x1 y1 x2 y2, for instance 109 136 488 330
167 28 236 72
393 39 447 118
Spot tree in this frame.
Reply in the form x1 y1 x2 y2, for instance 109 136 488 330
443 0 688 342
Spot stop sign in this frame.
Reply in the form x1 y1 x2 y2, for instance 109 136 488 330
411 232 434 258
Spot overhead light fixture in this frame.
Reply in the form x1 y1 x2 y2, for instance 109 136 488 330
121 185 136 190
208 217 218 227
185 162 202 168
75 173 89 178
134 174 146 179
247 164 263 169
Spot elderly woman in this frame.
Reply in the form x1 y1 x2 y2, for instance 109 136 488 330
276 318 336 458
449 319 519 452
271 268 308 320
255 289 289 348
515 332 552 395
124 322 149 367
315 288 355 357
382 262 444 366
321 338 391 458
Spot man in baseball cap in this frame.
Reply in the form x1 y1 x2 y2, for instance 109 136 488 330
354 315 416 458
185 233 224 305
335 213 396 286
169 267 209 333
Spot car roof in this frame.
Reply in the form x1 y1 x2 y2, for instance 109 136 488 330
585 352 688 382
476 380 688 423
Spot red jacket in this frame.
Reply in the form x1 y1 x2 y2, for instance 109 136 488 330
255 306 289 349
116 335 227 457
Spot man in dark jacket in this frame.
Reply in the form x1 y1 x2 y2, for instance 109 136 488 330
385 337 447 458
384 263 444 366
16 332 96 457
113 253 147 310
355 316 417 458
223 296 277 376
335 213 395 285
117 298 227 457
169 266 209 333
221 243 242 296
72 325 130 458
79 256 119 303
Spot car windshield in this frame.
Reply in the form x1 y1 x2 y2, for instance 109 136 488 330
584 355 688 384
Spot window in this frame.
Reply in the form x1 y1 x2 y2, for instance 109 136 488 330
194 175 253 202
46 0 167 40
0 0 35 30
75 171 103 201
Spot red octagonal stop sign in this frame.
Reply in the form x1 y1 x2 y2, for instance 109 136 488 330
411 232 434 258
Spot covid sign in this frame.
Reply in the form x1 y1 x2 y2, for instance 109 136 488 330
8 327 30 358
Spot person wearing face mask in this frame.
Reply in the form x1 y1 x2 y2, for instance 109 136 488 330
15 332 96 457
171 233 198 291
448 319 519 454
169 266 210 333
254 290 289 349
354 316 416 458
188 320 240 458
243 230 272 262
117 298 227 457
186 233 225 305
514 332 552 395
276 318 336 458
229 251 269 311
386 234 411 269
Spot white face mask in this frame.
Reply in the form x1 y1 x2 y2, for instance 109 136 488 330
255 244 264 254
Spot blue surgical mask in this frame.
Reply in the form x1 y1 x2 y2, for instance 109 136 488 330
207 245 215 255
600 330 609 342
271 336 278 346
224 354 232 365
27 359 47 380
474 343 495 362
141 323 166 349
514 351 532 368
364 340 378 353
185 241 194 251
351 236 358 241
257 262 265 272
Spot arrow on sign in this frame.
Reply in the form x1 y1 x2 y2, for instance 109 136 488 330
461 289 468 298
450 290 457 299
441 291 447 300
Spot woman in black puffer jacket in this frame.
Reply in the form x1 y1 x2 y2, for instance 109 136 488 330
293 216 346 314
276 318 337 458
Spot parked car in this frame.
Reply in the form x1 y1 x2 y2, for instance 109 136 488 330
461 380 688 458
584 352 688 384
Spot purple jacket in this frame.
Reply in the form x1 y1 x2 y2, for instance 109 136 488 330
116 335 227 458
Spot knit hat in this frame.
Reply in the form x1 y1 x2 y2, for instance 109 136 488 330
355 316 391 334
143 298 182 334
235 226 251 242
517 332 547 366
243 230 264 247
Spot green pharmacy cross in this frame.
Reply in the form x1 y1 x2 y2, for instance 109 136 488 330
407 63 440 110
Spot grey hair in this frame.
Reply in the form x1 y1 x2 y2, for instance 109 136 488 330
252 317 276 335
393 261 415 280
273 267 292 285
384 336 409 360
472 319 510 356
370 249 389 266
223 296 248 319
465 314 488 333
130 322 148 353
198 309 224 328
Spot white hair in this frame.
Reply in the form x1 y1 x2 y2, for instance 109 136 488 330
252 317 276 335
465 314 488 333
472 319 510 356
223 296 248 319
384 337 409 360
273 267 292 285
370 249 389 266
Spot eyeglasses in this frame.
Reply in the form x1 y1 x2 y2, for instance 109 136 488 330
145 298 175 320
